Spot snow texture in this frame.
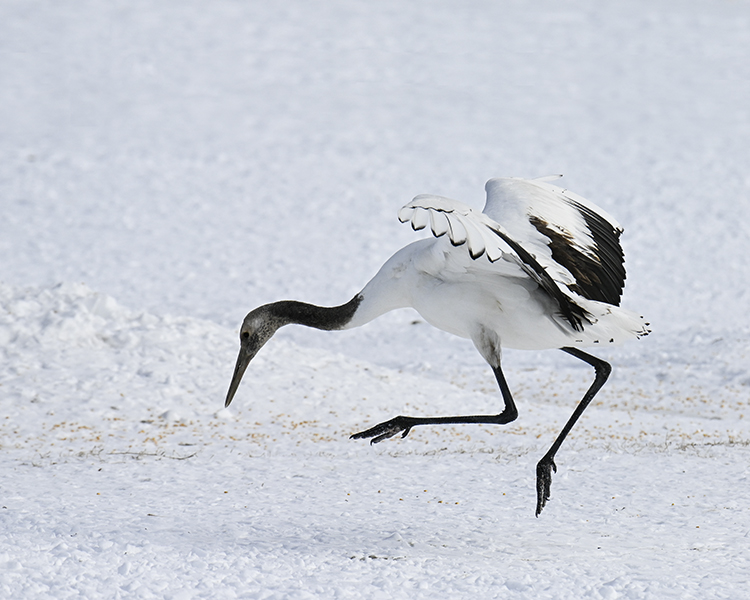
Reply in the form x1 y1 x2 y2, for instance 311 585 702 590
2 1 750 598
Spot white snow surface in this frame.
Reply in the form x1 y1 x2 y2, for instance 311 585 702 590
2 1 750 598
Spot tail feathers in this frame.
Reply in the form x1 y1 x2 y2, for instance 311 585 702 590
568 305 650 346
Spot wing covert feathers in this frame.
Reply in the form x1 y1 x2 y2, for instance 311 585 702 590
399 195 507 262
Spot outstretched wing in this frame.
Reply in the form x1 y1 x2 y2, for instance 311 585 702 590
483 176 626 306
398 192 592 332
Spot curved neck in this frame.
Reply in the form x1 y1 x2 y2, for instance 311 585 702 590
267 295 362 331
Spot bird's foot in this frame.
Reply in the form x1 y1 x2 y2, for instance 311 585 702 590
350 416 417 445
535 455 557 517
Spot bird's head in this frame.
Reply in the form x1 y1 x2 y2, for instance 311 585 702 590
224 306 284 408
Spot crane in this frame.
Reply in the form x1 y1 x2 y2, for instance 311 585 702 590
224 176 650 515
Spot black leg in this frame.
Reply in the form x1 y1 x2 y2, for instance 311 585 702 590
535 347 611 517
350 364 519 444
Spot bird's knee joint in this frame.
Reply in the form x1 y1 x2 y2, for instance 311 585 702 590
499 407 518 424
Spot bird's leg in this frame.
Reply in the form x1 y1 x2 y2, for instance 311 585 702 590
350 363 518 444
535 347 611 517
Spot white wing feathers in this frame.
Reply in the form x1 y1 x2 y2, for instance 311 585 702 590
398 194 511 262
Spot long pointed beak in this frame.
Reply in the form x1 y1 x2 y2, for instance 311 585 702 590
225 345 253 407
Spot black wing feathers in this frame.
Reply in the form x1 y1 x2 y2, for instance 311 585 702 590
530 200 626 307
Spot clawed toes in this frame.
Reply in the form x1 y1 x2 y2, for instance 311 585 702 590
350 417 413 444
535 458 557 517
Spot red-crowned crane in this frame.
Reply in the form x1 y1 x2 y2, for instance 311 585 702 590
224 175 650 515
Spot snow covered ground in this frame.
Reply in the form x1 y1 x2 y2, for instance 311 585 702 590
2 1 749 597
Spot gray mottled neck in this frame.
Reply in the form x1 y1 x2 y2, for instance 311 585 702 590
267 295 362 331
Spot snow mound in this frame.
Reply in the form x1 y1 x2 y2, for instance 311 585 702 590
0 282 135 350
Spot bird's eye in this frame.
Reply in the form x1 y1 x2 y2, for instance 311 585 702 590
241 331 250 340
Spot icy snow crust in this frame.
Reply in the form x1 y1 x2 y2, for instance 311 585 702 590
2 1 750 598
